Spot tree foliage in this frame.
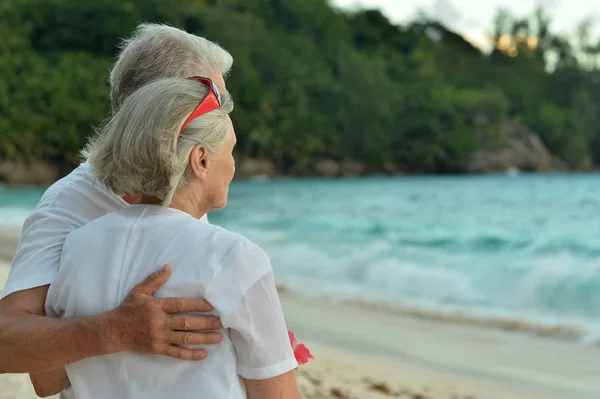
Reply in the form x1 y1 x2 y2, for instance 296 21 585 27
1 0 599 173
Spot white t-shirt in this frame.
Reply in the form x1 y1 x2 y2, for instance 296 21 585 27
46 205 297 399
1 162 207 300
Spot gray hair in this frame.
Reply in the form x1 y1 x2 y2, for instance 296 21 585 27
84 78 234 206
110 23 233 113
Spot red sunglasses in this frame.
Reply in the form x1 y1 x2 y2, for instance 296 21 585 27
179 76 222 134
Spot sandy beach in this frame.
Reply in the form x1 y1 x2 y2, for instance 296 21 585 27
1 229 598 399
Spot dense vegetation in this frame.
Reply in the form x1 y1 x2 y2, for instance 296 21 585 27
1 0 600 174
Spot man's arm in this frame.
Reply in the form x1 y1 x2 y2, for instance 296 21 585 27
0 266 223 373
30 367 70 397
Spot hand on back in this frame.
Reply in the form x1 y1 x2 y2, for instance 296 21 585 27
103 265 223 360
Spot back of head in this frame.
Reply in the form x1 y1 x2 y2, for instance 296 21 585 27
85 78 234 206
110 23 233 113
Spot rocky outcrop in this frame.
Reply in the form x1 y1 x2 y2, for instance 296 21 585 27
0 160 59 186
551 156 570 172
314 160 341 177
234 158 278 180
340 161 365 177
574 156 595 171
466 122 558 173
297 160 367 178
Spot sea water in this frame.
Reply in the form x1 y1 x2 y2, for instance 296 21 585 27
2 173 600 341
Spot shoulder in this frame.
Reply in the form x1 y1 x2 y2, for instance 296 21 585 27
24 163 126 229
204 231 272 305
61 208 118 242
217 231 272 286
37 163 96 204
225 233 269 264
197 225 269 266
4 164 117 299
173 216 264 258
203 226 271 278
29 163 124 219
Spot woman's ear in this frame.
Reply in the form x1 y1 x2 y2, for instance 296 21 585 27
189 145 209 180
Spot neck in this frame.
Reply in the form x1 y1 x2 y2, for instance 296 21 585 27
138 195 163 206
138 193 210 220
170 197 209 220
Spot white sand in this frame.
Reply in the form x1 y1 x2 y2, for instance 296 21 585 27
0 261 9 289
1 229 598 398
297 342 550 399
282 294 600 399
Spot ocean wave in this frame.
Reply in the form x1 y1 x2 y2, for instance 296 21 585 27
530 240 600 258
389 233 529 252
389 232 600 258
268 241 600 345
276 281 591 343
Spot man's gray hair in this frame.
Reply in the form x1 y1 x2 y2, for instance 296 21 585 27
109 23 233 113
84 78 234 206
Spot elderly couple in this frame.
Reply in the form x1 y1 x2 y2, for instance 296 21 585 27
0 24 305 398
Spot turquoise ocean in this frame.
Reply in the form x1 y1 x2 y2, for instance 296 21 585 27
2 173 600 342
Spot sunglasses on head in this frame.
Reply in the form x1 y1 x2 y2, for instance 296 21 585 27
179 76 222 134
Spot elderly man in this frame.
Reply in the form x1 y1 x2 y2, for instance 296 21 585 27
0 23 233 396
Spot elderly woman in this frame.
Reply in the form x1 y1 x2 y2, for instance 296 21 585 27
34 77 302 398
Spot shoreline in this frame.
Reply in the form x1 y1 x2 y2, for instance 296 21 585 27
281 293 600 399
3 168 600 189
297 293 591 344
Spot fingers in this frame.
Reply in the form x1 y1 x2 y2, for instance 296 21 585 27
159 297 214 313
163 346 208 361
168 315 223 331
168 331 223 347
132 265 171 296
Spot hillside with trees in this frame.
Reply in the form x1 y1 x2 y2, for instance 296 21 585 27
1 0 600 181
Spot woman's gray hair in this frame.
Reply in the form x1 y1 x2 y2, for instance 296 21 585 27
83 78 234 206
110 23 233 113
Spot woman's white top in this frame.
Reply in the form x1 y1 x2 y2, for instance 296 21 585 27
46 205 297 399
